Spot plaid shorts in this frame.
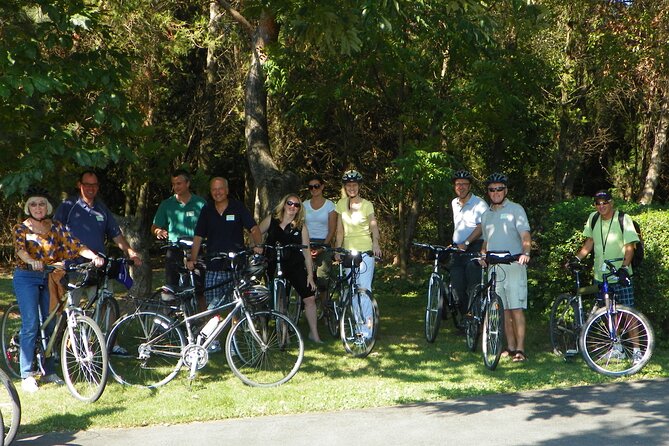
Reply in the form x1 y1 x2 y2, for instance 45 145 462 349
597 280 635 307
204 270 234 306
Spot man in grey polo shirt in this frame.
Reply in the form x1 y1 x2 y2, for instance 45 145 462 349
480 173 532 363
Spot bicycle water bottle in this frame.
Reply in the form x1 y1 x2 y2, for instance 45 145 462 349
199 315 221 339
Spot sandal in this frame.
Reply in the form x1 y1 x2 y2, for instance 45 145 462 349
501 349 516 358
512 350 527 362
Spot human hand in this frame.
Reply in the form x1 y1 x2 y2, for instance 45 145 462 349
518 254 531 265
28 259 43 271
92 255 105 267
618 267 631 287
154 228 168 240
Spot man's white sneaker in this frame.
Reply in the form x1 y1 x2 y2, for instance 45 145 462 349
21 376 39 393
632 350 643 365
112 345 129 355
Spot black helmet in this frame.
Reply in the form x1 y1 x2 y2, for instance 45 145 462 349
244 254 267 278
342 170 363 183
452 170 473 183
24 185 54 216
485 172 508 186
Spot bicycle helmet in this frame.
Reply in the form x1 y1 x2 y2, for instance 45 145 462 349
240 283 270 306
341 170 363 183
452 170 473 183
244 254 268 278
485 172 508 186
23 185 54 216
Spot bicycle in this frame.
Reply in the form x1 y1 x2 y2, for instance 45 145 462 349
549 257 600 358
578 258 654 377
107 249 304 388
463 251 519 371
412 242 465 343
1 264 109 402
320 247 379 357
0 367 20 446
261 243 306 324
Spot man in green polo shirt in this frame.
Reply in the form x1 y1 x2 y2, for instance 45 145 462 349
152 169 207 288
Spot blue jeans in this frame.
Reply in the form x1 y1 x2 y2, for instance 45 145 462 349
12 268 56 378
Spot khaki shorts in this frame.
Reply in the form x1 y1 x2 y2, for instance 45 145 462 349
490 263 527 310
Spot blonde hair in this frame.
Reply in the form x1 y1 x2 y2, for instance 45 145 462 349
272 194 305 229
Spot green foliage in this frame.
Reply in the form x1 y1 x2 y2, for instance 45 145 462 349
534 197 669 337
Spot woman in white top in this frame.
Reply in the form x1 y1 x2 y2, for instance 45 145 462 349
304 174 337 293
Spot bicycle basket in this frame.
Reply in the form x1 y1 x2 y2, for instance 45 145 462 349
240 283 270 305
342 252 363 268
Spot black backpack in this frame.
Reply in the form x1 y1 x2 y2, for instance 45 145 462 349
590 211 644 268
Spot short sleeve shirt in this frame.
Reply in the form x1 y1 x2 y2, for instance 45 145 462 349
53 196 122 254
13 220 84 269
152 194 207 242
304 199 335 240
481 198 531 254
451 194 487 244
194 199 257 270
335 198 374 252
583 210 639 281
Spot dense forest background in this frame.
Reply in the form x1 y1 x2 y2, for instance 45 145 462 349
1 0 668 282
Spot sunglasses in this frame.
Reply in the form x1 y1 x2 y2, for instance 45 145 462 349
307 184 321 190
594 200 610 206
286 200 301 208
488 186 507 192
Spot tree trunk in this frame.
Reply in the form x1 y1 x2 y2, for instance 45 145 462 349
639 86 669 205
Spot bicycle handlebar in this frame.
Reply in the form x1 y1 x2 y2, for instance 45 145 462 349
470 251 521 265
412 242 462 254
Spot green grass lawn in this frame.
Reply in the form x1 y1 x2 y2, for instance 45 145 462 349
0 263 667 434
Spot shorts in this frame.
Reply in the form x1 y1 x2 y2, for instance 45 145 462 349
491 263 527 310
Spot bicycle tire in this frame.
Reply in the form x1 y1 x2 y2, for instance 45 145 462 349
482 293 505 371
0 368 20 446
107 312 185 388
340 290 379 358
325 282 342 338
61 314 108 403
446 283 465 331
274 281 287 315
549 293 579 356
226 310 304 387
286 284 302 325
95 295 120 339
0 304 21 379
579 305 655 377
424 274 443 343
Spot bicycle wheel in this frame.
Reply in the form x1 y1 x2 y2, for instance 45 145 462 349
482 293 505 371
424 274 443 343
445 283 466 331
107 312 185 388
324 282 341 338
226 310 304 387
61 314 108 402
549 293 579 356
0 368 20 446
579 306 655 377
96 295 120 339
340 290 379 358
285 285 302 325
0 304 21 379
274 281 287 314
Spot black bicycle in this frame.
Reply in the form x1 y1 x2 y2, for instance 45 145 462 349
464 252 519 371
320 247 379 357
412 242 465 343
261 243 307 325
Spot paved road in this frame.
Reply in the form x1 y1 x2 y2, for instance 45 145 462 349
16 378 669 446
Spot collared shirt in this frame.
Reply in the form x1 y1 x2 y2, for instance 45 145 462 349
194 199 257 270
583 210 639 282
53 196 122 254
153 194 207 242
481 198 531 254
451 193 487 245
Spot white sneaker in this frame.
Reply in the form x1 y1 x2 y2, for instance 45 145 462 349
632 350 643 365
111 345 129 355
42 374 65 385
21 376 39 393
608 348 626 361
207 340 221 353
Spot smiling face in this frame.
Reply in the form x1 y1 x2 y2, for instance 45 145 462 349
307 180 323 197
26 198 50 220
210 178 229 203
284 196 301 217
171 175 190 196
454 179 472 200
344 181 359 198
78 173 100 205
487 182 507 205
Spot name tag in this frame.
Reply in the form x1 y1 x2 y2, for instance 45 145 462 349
226 214 235 221
95 214 105 222
27 234 39 242
602 263 608 272
186 211 195 217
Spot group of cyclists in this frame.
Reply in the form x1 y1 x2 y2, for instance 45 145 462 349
10 164 647 395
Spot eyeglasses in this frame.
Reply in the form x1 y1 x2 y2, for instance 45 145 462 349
595 200 611 206
286 200 301 208
454 182 470 187
81 182 99 188
307 184 321 190
488 186 507 192
28 202 47 208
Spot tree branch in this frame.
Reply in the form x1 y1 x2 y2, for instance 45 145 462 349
217 0 254 35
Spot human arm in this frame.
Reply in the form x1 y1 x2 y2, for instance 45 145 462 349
334 213 344 261
368 212 382 258
456 224 482 251
151 224 168 240
112 234 142 266
186 235 203 271
249 224 263 254
518 230 532 265
324 209 337 246
302 225 316 290
575 238 594 262
78 248 105 267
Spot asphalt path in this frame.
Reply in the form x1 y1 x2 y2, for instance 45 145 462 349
16 378 669 446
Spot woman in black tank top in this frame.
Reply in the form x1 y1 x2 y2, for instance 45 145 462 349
259 194 322 343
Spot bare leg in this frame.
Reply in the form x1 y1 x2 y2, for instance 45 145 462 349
303 296 322 343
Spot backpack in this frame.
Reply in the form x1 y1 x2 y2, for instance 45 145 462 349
590 211 644 268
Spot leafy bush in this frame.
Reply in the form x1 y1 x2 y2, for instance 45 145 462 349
532 198 669 338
